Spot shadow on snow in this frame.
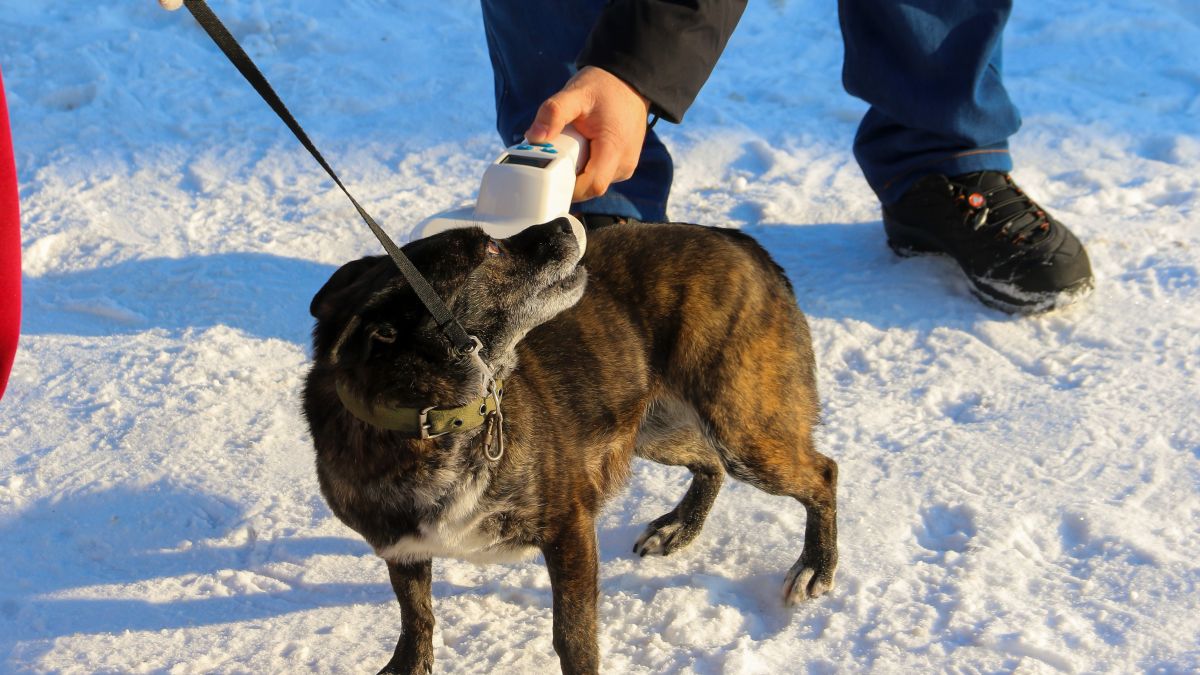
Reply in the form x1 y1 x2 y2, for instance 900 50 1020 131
21 252 338 343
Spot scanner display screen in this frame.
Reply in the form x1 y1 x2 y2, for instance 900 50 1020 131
501 154 553 169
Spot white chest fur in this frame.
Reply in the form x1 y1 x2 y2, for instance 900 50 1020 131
373 473 537 565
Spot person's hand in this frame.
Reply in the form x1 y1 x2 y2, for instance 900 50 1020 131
159 0 184 9
525 66 651 203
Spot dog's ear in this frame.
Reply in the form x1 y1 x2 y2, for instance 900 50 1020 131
310 256 389 320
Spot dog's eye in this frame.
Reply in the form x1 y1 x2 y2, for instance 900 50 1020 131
486 239 504 257
369 324 397 344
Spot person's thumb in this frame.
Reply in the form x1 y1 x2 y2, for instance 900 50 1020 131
525 90 587 143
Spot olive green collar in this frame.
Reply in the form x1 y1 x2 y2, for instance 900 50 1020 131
335 378 503 439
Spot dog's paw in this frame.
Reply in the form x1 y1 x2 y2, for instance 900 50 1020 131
377 656 433 675
782 559 835 606
377 664 432 675
633 511 701 557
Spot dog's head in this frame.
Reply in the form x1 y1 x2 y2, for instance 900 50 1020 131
309 218 586 412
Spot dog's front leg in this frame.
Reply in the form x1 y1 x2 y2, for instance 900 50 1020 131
377 559 434 675
543 516 600 675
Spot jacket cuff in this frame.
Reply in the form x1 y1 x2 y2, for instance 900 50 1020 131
577 0 747 124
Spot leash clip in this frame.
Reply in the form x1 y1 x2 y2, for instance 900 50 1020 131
482 411 504 462
482 379 504 461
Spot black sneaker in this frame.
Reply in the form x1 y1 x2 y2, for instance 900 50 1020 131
883 171 1094 314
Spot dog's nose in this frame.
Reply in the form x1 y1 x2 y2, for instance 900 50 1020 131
563 215 587 259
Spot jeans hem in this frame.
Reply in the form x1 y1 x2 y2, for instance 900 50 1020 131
877 148 1013 204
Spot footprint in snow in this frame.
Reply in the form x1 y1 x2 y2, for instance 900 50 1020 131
915 504 978 554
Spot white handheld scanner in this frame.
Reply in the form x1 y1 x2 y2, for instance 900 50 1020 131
418 127 589 254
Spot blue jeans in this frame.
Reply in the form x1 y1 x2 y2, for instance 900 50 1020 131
840 0 1019 204
480 0 1020 215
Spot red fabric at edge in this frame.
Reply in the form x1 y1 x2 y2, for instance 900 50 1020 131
0 66 21 400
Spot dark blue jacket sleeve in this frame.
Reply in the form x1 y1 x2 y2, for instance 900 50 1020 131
577 0 748 124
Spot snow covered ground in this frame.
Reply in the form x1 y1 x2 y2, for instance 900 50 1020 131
2 0 1198 672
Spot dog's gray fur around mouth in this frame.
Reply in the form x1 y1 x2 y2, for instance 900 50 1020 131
302 219 838 675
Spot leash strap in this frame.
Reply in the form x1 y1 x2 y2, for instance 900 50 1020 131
180 0 476 355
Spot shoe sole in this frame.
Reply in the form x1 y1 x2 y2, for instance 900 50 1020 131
883 214 1094 315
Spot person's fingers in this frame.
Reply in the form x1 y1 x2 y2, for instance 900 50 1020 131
526 66 651 200
526 90 587 143
159 0 184 10
573 135 620 202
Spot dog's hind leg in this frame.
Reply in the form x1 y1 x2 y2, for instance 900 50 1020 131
694 379 838 605
378 559 435 675
779 448 838 606
711 421 838 605
632 399 726 557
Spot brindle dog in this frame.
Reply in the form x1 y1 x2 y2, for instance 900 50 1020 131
303 218 838 675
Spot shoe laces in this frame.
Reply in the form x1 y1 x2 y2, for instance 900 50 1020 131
950 173 1052 247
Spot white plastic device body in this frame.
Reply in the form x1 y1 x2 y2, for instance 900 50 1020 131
418 127 589 254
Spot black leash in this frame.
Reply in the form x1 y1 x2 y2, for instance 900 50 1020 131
179 0 477 356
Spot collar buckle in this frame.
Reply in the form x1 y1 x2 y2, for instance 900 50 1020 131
418 406 450 440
